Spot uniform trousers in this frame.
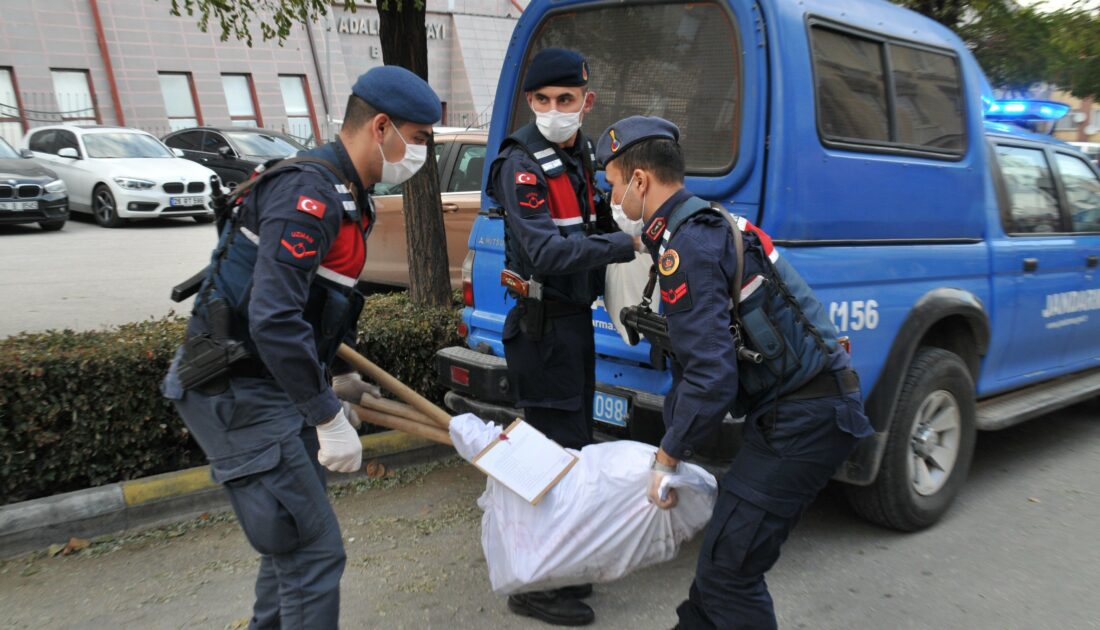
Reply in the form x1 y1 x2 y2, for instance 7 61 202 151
164 361 346 630
676 391 868 629
503 304 595 450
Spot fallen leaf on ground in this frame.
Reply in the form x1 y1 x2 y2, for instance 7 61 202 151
366 462 386 479
1027 496 1041 503
61 537 90 555
224 618 249 630
47 543 65 557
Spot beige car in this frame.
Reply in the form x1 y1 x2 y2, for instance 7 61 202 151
361 128 487 289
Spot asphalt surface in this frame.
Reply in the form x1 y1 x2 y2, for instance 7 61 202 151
1 399 1097 629
0 213 214 336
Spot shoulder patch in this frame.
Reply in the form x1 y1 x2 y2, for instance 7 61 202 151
276 221 322 270
518 190 546 210
515 172 537 186
296 195 326 219
659 271 693 314
658 249 680 276
645 217 667 242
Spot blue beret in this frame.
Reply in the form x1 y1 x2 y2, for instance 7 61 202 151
522 48 590 92
352 66 442 125
596 116 680 167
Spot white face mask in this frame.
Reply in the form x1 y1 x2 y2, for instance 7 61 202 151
610 175 645 236
535 109 583 144
378 125 427 186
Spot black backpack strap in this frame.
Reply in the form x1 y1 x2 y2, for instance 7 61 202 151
228 156 358 207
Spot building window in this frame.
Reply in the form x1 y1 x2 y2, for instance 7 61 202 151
278 75 319 147
159 72 202 131
222 74 261 128
50 69 98 124
0 68 25 147
810 24 966 158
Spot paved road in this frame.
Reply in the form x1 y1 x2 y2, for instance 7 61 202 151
0 214 215 336
2 400 1097 629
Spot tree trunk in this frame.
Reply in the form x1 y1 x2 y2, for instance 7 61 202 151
378 0 451 307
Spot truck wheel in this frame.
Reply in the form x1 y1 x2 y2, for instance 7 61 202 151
846 347 976 531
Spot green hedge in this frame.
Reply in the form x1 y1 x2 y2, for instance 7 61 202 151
0 292 462 506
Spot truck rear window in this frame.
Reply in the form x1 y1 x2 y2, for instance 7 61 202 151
512 1 740 174
810 24 966 158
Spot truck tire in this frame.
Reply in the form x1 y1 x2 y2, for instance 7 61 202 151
846 347 976 531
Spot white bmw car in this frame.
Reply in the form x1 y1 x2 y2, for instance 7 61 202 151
23 125 218 227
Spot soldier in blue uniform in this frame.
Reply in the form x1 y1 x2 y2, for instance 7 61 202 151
161 66 441 630
487 48 637 626
597 116 874 630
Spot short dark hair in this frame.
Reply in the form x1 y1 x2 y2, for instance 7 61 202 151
613 138 685 184
343 94 407 132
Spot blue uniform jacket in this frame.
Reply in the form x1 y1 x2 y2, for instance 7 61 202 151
188 139 368 426
643 189 851 460
488 141 634 303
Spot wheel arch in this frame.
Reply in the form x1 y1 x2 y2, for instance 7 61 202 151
838 287 989 485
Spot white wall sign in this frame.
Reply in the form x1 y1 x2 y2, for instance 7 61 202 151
337 17 447 39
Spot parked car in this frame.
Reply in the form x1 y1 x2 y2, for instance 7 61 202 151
0 136 68 231
23 125 217 227
436 0 1100 533
361 128 488 289
163 127 307 190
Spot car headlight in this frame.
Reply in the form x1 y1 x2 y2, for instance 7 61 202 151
113 177 156 190
44 179 67 194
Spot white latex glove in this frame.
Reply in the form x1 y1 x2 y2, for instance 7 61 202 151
332 371 382 404
316 410 363 473
340 400 362 430
647 469 680 509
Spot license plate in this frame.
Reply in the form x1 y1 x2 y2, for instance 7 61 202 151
593 390 630 428
170 196 204 206
0 201 38 211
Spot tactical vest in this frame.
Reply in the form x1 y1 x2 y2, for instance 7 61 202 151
196 144 372 368
666 197 840 406
500 124 602 303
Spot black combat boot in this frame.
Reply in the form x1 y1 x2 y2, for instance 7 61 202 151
508 589 595 626
555 583 593 599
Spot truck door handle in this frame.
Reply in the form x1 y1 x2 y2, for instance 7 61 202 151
442 203 460 213
1023 258 1039 272
1088 255 1098 268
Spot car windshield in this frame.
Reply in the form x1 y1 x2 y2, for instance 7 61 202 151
0 137 19 159
514 1 741 174
226 132 304 159
83 132 174 159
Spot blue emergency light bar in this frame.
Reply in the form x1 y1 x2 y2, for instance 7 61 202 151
984 99 1070 122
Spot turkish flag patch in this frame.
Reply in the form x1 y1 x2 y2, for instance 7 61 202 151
296 195 326 218
515 172 537 186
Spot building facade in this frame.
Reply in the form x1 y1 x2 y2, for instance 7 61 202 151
0 0 521 147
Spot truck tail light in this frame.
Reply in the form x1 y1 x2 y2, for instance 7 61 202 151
461 250 475 308
450 366 470 387
457 322 468 338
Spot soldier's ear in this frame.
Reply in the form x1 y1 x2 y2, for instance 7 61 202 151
582 90 596 113
369 113 390 144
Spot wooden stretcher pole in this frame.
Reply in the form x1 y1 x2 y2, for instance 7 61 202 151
337 343 452 429
357 396 438 427
351 404 453 446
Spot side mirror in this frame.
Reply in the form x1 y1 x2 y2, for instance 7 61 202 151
19 148 32 159
58 147 79 159
172 148 185 158
217 146 235 160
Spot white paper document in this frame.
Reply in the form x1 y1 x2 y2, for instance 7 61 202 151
472 420 578 505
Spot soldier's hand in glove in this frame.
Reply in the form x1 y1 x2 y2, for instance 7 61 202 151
646 448 681 509
316 409 363 473
332 371 382 404
340 400 363 430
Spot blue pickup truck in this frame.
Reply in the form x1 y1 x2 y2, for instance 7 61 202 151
435 0 1100 531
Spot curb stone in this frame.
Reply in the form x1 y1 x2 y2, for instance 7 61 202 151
0 431 447 559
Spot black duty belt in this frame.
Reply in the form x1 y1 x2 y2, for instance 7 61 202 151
520 296 590 318
781 368 860 402
228 357 273 380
